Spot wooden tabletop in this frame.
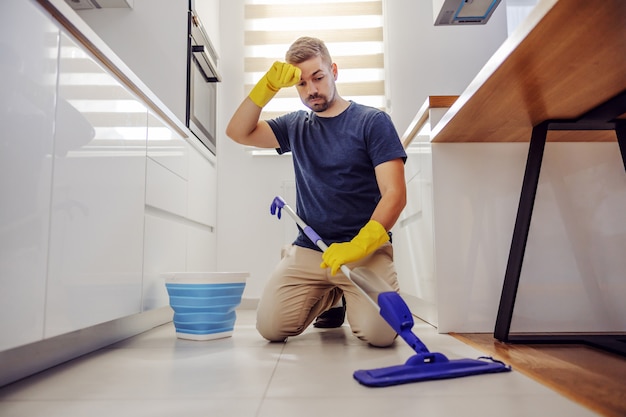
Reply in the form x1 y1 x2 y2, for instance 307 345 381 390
401 96 458 148
431 0 626 143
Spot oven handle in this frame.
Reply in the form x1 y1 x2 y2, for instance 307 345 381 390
191 46 221 83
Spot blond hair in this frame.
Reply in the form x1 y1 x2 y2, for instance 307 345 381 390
285 36 332 66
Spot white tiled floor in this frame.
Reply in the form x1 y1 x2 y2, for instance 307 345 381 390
0 309 599 416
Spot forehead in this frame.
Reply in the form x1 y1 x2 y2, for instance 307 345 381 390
296 56 331 78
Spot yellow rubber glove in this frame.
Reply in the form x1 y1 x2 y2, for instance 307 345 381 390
321 220 390 275
248 61 301 108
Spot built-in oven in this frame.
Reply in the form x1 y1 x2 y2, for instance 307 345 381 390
186 1 220 154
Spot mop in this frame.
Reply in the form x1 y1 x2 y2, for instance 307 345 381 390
270 196 511 387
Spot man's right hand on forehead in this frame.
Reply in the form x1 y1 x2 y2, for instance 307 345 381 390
248 61 301 108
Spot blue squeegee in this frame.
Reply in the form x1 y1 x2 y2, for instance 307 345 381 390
270 196 511 387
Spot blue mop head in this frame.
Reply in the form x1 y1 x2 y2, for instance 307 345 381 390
353 292 511 387
353 354 511 387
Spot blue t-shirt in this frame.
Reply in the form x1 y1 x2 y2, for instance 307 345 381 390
268 101 407 250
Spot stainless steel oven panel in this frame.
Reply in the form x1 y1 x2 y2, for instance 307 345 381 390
189 63 217 154
187 5 220 154
190 10 220 82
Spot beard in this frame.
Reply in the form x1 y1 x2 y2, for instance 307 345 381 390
304 93 332 113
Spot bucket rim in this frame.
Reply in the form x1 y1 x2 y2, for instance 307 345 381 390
163 272 249 284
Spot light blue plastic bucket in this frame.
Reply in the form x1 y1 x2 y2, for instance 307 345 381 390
164 272 248 340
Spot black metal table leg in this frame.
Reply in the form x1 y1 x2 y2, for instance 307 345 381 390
494 122 548 341
616 120 626 171
493 90 626 356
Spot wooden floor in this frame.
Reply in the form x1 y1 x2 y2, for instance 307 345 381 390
453 333 626 417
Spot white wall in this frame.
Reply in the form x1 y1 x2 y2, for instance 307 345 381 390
385 0 508 136
216 0 509 302
215 0 289 303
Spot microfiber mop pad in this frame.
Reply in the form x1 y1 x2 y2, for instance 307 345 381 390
353 291 510 387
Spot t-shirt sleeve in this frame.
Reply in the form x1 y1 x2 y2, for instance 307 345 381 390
367 111 407 167
267 112 301 155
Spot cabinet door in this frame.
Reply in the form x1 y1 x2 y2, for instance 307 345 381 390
0 0 59 350
45 32 148 337
187 225 217 272
142 213 187 311
187 148 217 227
145 157 188 217
186 148 217 270
147 112 189 180
393 149 438 326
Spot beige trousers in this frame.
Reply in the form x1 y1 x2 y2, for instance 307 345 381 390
256 243 399 347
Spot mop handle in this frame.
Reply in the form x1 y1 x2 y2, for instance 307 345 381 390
271 196 326 249
270 196 362 284
270 196 432 354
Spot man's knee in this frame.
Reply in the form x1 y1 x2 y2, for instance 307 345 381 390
257 329 287 343
256 313 306 342
363 331 397 348
349 314 397 347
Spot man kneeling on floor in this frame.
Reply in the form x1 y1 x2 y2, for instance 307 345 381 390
226 36 407 347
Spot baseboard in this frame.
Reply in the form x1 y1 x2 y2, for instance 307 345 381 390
399 292 438 328
239 297 259 310
0 307 173 387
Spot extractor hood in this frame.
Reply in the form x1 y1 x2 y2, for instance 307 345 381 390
64 0 133 10
434 0 501 25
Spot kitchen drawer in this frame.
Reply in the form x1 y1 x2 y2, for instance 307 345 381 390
147 112 189 180
145 157 187 217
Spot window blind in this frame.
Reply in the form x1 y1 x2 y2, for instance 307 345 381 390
243 0 386 122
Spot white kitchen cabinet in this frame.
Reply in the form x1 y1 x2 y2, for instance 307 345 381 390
187 147 217 227
145 106 189 220
145 157 188 217
143 113 221 308
185 146 217 270
1 0 220 356
187 224 217 272
147 112 189 180
0 0 59 350
44 32 148 338
392 144 438 327
142 213 187 311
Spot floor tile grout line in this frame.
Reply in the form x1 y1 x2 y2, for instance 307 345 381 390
255 340 287 417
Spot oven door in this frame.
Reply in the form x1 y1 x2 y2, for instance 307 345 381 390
186 7 220 154
188 60 217 154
